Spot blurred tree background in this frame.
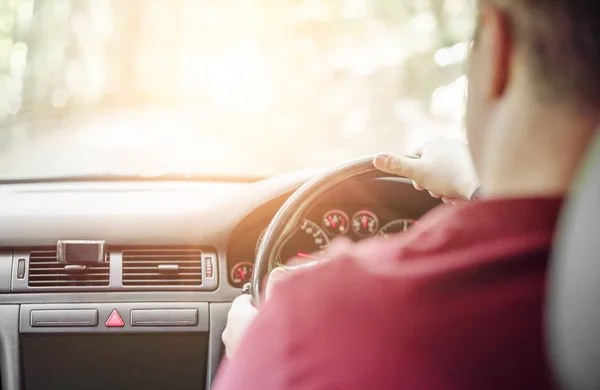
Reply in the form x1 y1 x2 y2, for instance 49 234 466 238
0 0 474 178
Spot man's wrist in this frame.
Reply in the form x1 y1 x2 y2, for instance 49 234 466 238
470 186 483 200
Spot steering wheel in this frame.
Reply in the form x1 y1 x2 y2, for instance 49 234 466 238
247 155 413 307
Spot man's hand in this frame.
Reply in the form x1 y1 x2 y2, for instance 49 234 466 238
222 238 354 358
373 137 479 202
222 267 289 358
222 294 258 358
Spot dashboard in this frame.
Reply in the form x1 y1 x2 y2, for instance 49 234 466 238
0 168 441 390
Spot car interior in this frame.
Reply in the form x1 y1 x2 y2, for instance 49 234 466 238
0 163 442 390
0 136 597 390
1 1 599 390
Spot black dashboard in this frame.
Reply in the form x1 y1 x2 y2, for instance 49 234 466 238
0 169 441 390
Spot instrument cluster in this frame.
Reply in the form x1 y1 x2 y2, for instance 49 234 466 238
321 209 415 238
229 206 416 287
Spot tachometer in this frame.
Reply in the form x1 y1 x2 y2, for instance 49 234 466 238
351 210 379 237
231 262 253 286
256 219 330 262
322 210 349 236
280 219 330 261
378 219 416 237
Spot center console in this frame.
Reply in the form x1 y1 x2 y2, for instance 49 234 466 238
0 246 235 390
20 303 208 390
0 301 230 390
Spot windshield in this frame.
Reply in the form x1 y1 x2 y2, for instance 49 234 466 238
0 0 473 179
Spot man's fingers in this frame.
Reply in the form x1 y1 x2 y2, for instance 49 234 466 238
223 294 259 358
412 180 424 191
230 293 255 311
441 196 458 204
373 154 420 179
265 267 290 301
441 197 468 204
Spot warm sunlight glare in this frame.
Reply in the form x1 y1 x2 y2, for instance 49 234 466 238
0 0 475 178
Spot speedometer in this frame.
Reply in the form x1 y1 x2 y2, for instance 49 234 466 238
256 219 330 262
351 210 379 237
378 219 416 237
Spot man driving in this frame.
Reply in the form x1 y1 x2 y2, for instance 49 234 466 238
213 0 600 389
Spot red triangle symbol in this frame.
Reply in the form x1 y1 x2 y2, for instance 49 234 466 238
105 309 125 327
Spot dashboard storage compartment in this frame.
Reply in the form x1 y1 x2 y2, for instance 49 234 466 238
21 333 207 390
19 303 210 390
20 303 209 333
130 309 198 327
30 309 98 328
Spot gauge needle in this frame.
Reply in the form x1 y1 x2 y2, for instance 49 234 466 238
328 216 336 227
238 269 246 279
297 252 324 261
362 215 367 228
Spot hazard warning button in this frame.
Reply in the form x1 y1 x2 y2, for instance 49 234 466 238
105 309 125 327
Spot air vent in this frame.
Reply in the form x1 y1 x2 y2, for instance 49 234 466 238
28 249 110 288
122 248 203 287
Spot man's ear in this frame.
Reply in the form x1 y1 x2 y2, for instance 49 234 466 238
479 5 513 99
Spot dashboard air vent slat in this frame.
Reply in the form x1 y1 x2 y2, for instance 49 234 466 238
122 248 203 287
28 250 110 288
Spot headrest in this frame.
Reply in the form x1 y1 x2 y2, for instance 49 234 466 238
548 134 600 390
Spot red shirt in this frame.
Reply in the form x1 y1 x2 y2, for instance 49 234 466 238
214 198 563 390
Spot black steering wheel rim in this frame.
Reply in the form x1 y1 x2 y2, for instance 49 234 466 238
250 155 409 307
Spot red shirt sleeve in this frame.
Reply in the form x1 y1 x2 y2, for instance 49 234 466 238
215 252 461 390
213 199 560 390
212 271 309 389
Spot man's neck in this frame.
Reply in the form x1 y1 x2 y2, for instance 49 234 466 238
479 90 598 199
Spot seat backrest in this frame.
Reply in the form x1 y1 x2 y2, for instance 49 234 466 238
548 134 600 390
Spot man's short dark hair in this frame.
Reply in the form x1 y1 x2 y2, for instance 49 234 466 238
477 0 600 108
